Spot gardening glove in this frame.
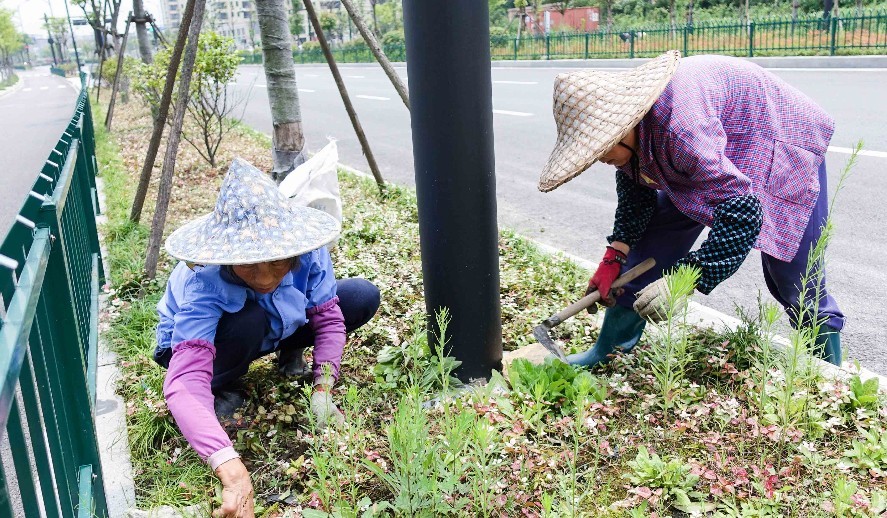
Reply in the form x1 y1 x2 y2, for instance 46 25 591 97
587 246 627 314
310 389 345 430
633 277 688 323
213 458 255 518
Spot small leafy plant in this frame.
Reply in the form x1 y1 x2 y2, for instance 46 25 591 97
624 446 710 514
507 358 607 415
846 374 882 412
843 427 887 476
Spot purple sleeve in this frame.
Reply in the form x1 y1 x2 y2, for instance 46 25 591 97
306 296 346 385
163 339 238 469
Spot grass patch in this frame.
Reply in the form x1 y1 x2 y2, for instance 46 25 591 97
97 98 887 517
0 73 19 91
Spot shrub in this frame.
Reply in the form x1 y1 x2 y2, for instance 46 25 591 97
381 29 405 47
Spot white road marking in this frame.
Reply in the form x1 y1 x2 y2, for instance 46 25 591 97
23 88 32 91
828 146 887 158
493 80 538 85
346 75 365 78
305 74 319 77
39 86 49 90
57 85 67 89
493 109 533 117
355 94 389 101
298 88 315 93
255 84 267 87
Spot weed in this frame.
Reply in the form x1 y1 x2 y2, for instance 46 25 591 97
624 445 710 514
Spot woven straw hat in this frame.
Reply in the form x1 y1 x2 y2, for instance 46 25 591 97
538 50 681 192
164 157 340 265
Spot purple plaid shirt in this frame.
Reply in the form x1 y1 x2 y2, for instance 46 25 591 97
632 55 834 262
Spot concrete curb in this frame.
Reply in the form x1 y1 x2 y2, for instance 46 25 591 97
93 177 138 516
277 54 887 69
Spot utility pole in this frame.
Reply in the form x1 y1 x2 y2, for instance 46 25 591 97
63 0 82 70
403 0 502 381
44 13 58 66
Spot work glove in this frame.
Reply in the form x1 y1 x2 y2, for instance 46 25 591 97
587 246 627 314
633 277 688 323
310 390 345 430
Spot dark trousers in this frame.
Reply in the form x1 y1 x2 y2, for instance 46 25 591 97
614 161 844 331
154 278 380 390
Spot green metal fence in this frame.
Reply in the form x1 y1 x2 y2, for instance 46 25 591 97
239 10 886 65
1 74 107 517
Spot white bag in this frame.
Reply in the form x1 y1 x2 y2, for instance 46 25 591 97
278 139 342 224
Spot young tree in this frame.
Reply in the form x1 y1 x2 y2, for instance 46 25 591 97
256 0 307 182
144 0 207 279
0 8 23 81
290 0 305 40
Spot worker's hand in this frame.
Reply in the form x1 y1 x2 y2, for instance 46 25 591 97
311 389 345 430
213 458 255 518
633 277 687 323
587 246 627 314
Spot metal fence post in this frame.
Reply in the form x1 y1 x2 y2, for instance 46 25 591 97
629 30 635 58
748 21 755 57
513 37 518 60
545 34 551 60
830 15 838 55
683 25 689 56
584 32 590 59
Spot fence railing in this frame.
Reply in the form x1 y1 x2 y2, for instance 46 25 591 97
1 74 107 517
239 10 886 65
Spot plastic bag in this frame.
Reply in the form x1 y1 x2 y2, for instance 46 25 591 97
278 139 342 224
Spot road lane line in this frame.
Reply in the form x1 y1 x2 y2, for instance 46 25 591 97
57 85 67 89
493 80 538 85
23 88 32 91
39 86 49 90
828 146 887 159
305 74 319 77
298 88 315 93
255 84 267 87
493 109 533 117
355 95 389 101
346 75 365 78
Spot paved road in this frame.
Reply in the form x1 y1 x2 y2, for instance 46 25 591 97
0 68 80 238
234 63 887 374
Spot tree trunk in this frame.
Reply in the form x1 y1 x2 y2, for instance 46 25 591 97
129 0 197 223
340 0 409 110
133 0 154 63
256 0 306 183
144 0 207 280
304 0 385 191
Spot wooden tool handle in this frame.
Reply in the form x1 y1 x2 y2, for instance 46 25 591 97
547 257 657 326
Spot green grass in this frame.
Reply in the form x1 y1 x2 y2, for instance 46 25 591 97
96 98 887 517
0 73 19 92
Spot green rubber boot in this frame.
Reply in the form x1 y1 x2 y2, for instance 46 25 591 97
815 325 842 366
567 305 647 368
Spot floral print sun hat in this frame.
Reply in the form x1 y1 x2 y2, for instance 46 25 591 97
164 157 340 265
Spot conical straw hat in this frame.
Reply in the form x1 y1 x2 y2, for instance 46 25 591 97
538 50 680 192
164 157 340 265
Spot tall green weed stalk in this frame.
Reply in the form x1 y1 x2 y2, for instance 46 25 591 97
646 264 701 411
772 143 859 436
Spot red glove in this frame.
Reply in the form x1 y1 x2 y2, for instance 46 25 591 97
586 246 627 314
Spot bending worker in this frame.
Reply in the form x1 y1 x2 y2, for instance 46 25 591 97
154 158 380 517
539 50 844 367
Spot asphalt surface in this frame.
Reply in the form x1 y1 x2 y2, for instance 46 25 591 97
0 68 80 239
233 63 887 374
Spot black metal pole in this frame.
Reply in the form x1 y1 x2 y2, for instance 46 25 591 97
63 0 82 70
403 0 502 381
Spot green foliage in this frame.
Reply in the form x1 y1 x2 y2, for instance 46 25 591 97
625 446 711 514
373 312 461 392
846 374 882 412
843 427 887 476
381 29 405 47
290 0 304 36
507 358 607 416
0 6 24 68
644 264 703 411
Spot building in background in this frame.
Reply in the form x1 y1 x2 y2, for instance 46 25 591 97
508 5 600 34
160 0 296 49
